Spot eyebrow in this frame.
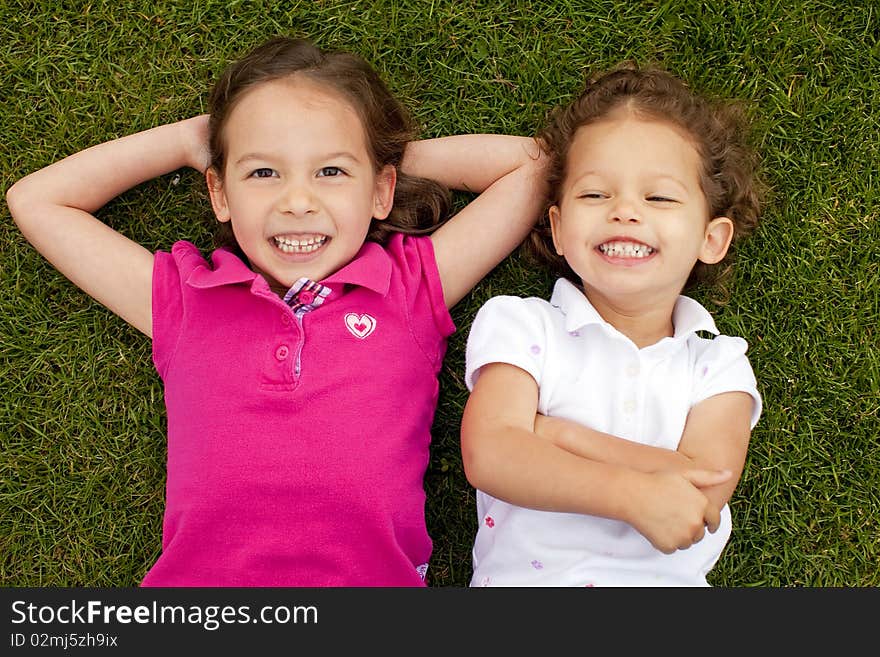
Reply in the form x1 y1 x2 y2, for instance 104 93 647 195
233 151 363 166
649 174 691 191
569 170 692 191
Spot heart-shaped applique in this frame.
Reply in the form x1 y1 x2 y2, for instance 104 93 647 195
344 312 377 339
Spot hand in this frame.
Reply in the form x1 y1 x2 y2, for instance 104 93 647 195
626 468 731 554
532 135 550 160
179 115 211 172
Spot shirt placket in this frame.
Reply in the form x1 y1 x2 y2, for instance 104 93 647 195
282 278 333 379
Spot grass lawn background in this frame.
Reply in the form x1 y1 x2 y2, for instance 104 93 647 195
1 0 877 587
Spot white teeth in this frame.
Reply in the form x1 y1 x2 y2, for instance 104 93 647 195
599 241 655 258
273 235 327 253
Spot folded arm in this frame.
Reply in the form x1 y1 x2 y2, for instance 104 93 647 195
461 362 732 553
535 391 754 512
6 116 210 337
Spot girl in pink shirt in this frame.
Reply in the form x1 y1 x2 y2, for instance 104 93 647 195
7 36 547 586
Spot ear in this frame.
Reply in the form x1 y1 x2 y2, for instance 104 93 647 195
699 216 734 264
548 205 564 256
206 166 231 224
372 165 397 220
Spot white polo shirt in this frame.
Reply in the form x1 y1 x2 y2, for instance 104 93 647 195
464 277 761 586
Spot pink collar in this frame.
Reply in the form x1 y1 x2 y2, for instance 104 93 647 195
180 239 393 298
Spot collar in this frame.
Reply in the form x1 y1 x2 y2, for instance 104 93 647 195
183 241 392 297
322 241 391 296
549 277 719 339
184 246 259 289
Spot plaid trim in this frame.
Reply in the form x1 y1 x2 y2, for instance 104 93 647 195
283 278 332 317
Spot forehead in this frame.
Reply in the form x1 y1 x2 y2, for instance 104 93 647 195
566 114 703 181
222 76 369 156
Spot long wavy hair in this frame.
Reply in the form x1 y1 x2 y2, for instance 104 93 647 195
206 36 451 254
527 63 763 299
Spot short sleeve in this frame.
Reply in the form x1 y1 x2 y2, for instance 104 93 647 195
465 295 546 392
407 235 455 340
151 241 199 379
691 335 762 428
384 234 455 369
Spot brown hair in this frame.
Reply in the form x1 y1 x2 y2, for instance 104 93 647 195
207 36 451 253
527 63 762 298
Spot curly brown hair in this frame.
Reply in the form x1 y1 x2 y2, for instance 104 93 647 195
206 36 451 255
527 63 762 298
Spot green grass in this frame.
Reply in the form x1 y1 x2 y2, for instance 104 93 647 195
2 0 878 587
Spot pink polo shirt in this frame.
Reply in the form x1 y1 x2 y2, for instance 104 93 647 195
143 233 455 587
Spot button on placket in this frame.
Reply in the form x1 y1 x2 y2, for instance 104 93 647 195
623 354 639 419
275 345 290 361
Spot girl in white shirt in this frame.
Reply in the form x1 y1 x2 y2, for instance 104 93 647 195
460 63 763 586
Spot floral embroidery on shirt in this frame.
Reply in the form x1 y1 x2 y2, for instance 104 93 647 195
530 560 543 570
479 576 491 587
415 563 429 580
569 330 580 337
530 344 541 355
485 516 495 528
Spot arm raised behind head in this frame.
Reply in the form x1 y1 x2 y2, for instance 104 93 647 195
6 116 210 338
401 135 548 308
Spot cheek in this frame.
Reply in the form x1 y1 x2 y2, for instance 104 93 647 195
560 221 587 246
338 195 377 228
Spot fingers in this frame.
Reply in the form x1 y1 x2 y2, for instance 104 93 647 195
682 468 731 489
659 509 718 553
673 504 721 552
654 524 708 554
673 527 706 552
674 506 721 552
642 471 728 554
704 505 722 534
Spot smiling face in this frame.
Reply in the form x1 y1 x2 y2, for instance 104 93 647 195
206 76 395 292
549 112 733 313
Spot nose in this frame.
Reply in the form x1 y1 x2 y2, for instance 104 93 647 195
279 178 317 217
609 195 641 223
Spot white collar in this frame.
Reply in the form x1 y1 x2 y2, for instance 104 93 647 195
549 278 719 341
